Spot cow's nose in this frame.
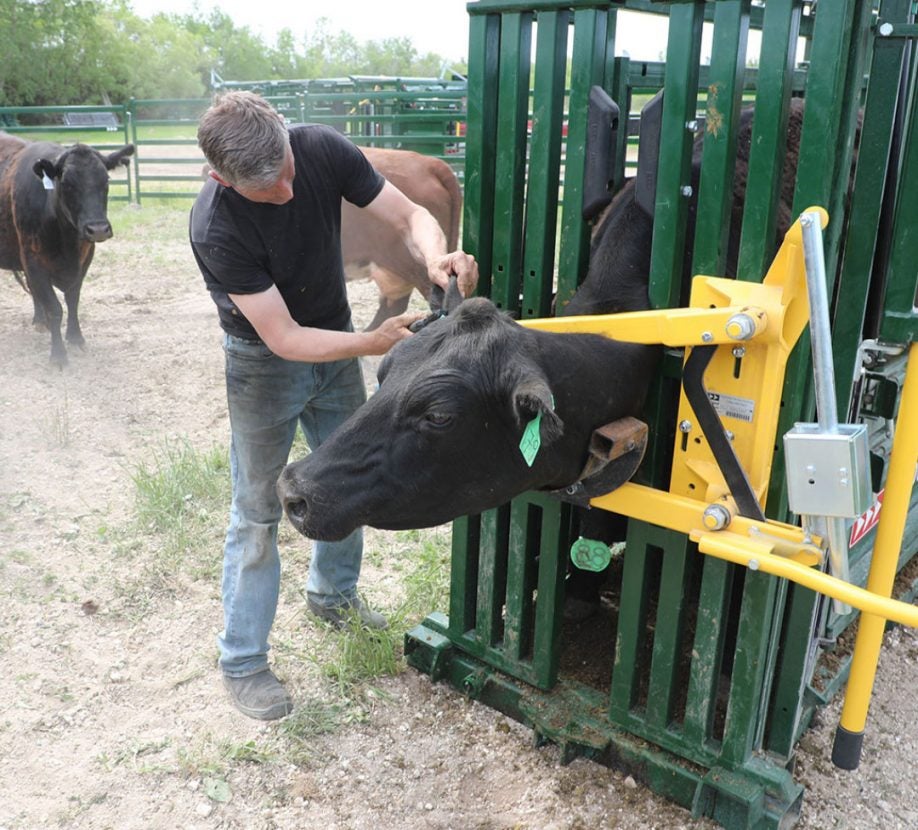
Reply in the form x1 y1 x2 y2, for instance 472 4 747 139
283 496 310 532
277 471 309 531
83 221 113 242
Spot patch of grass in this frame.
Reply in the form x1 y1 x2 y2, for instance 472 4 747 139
127 437 229 586
176 733 276 779
302 530 452 692
394 532 452 621
276 697 368 765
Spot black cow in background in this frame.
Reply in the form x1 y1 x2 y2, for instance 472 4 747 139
0 133 134 366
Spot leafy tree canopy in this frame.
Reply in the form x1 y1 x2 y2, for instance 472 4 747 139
0 1 466 106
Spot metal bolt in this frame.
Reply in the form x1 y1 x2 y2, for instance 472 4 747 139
681 185 693 197
702 503 732 531
686 119 699 131
878 22 894 36
679 419 693 433
732 346 746 359
726 312 758 341
725 430 735 442
701 331 713 343
749 559 760 571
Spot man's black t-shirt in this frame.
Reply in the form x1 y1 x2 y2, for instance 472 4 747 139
189 124 385 340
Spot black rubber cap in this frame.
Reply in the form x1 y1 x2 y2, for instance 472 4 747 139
832 724 864 770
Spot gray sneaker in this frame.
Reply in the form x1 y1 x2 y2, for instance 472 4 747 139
307 596 389 630
223 669 293 721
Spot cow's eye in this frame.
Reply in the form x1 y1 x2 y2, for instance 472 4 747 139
423 411 453 428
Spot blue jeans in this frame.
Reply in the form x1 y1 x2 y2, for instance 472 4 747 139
219 333 367 677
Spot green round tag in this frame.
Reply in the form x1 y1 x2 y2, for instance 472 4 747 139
569 536 612 572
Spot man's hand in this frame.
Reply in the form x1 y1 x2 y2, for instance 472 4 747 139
428 250 479 298
366 310 428 355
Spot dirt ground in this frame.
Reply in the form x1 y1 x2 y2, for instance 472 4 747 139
1 203 916 830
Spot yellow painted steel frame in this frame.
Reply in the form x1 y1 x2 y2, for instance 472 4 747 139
521 206 918 630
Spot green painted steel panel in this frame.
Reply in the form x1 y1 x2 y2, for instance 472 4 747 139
609 522 658 717
463 13 501 296
736 0 802 284
693 0 751 278
764 581 821 758
683 556 734 746
521 10 570 319
648 4 705 310
504 501 535 663
721 572 780 767
530 495 571 687
646 530 693 730
491 12 533 313
449 516 479 636
881 50 918 344
832 0 909 413
557 9 611 307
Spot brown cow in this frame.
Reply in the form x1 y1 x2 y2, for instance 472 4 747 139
342 147 462 330
0 132 134 366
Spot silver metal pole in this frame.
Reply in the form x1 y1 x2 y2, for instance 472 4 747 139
800 211 852 616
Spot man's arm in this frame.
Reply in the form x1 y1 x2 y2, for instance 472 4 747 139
228 285 423 362
361 181 479 298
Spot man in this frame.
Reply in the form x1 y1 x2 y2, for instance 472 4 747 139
189 91 478 721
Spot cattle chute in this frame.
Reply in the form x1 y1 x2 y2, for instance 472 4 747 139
404 3 918 829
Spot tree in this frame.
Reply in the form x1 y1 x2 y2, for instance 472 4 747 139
0 2 464 106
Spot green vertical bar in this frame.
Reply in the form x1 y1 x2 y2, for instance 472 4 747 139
765 582 820 757
531 495 568 688
557 8 610 308
504 499 532 661
448 516 479 636
790 0 860 273
692 0 751 277
521 10 570 319
610 56 632 194
832 0 910 413
720 572 780 766
463 11 501 296
683 557 733 745
476 506 508 646
735 0 802 283
610 522 655 717
490 12 533 313
648 3 705 309
645 530 692 729
880 59 918 344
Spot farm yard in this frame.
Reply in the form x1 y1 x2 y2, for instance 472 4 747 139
0 201 917 830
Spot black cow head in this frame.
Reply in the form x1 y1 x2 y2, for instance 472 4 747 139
277 299 584 540
278 297 658 541
32 143 134 242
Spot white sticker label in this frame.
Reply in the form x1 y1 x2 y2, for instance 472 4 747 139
707 390 755 423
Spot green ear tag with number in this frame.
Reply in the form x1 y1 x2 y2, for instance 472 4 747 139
519 411 543 466
569 537 612 572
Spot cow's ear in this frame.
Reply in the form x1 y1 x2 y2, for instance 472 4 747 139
32 158 57 183
104 144 135 170
513 376 563 446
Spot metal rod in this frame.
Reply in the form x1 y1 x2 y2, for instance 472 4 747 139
800 211 852 615
834 341 918 769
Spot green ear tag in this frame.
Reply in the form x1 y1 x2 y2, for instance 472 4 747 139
519 411 543 466
570 536 612 572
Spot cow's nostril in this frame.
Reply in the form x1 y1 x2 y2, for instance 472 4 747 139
284 497 309 528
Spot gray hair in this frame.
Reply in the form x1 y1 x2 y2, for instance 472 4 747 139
197 91 289 189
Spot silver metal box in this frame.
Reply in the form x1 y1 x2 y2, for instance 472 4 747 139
783 422 872 518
